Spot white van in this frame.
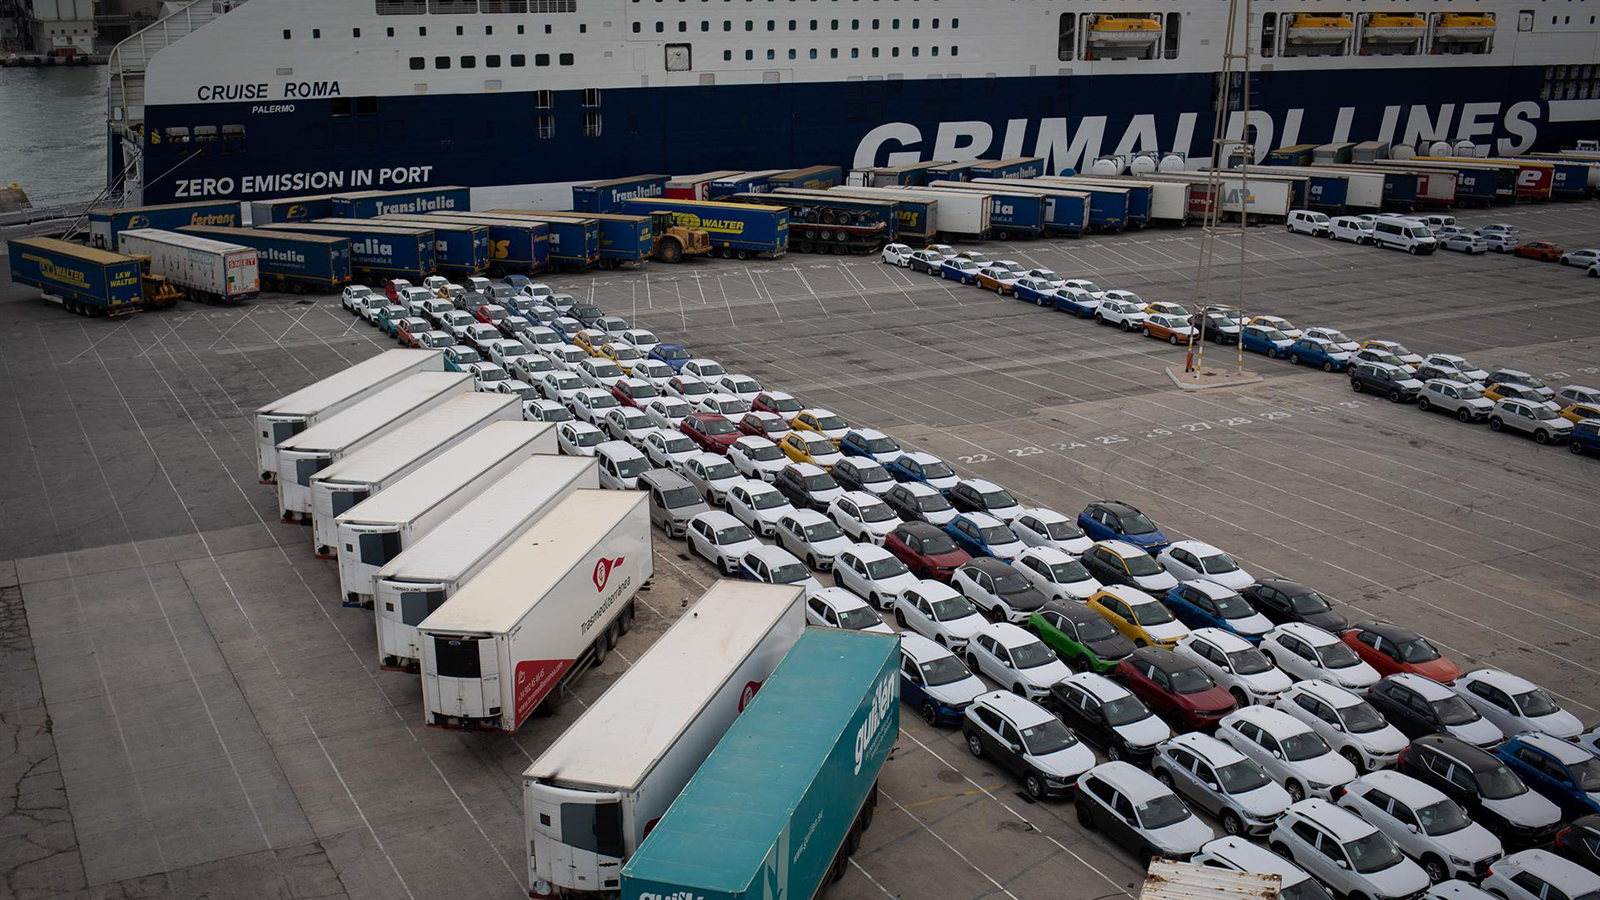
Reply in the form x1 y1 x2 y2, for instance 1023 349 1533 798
1286 210 1331 237
1329 216 1375 245
1372 216 1437 254
1420 214 1456 229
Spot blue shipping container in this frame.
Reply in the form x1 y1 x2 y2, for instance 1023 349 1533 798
622 629 899 900
8 237 144 313
620 199 788 257
707 171 785 200
1304 174 1350 212
480 210 603 267
927 162 973 182
249 194 341 225
572 175 669 214
983 178 1127 231
968 157 1046 180
766 165 843 190
502 211 654 264
422 212 551 274
1380 172 1420 210
371 214 493 275
331 186 470 218
261 222 436 282
179 225 352 289
87 200 243 250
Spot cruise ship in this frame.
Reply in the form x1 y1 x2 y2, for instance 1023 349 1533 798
107 0 1600 207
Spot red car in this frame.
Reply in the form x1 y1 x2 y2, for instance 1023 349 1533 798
751 390 803 417
680 412 741 454
474 303 510 325
384 278 412 303
1341 621 1461 683
738 411 790 441
1512 241 1564 261
611 378 659 408
885 521 972 583
1114 647 1237 731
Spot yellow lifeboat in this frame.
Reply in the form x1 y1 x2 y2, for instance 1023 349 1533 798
1433 12 1497 42
1362 13 1427 42
1285 13 1356 44
1084 14 1163 49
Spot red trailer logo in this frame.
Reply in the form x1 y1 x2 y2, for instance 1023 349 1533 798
592 556 625 591
515 658 574 725
739 680 764 711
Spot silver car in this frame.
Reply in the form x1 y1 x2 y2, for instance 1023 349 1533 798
1336 770 1502 883
1418 379 1495 423
1153 732 1292 837
1488 398 1574 444
1269 800 1430 900
1438 232 1487 254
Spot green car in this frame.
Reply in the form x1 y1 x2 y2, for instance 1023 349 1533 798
375 304 408 337
443 345 483 372
1028 602 1136 673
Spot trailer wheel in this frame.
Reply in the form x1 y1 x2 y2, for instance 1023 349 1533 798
804 210 820 223
845 819 863 856
797 241 814 254
827 850 848 884
656 238 684 264
592 627 611 664
736 250 750 260
617 601 635 634
861 783 878 829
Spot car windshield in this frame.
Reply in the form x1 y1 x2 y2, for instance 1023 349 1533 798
917 493 954 513
932 596 978 621
1457 386 1485 399
662 435 695 454
803 473 839 492
805 437 835 454
611 346 641 361
857 466 892 485
1010 641 1058 669
1260 329 1289 342
551 374 580 390
865 556 909 579
1119 514 1158 535
478 368 508 382
1104 694 1153 726
588 394 619 409
658 401 689 417
867 436 901 454
1416 799 1472 836
616 457 651 478
838 607 885 631
1283 878 1334 900
1394 637 1440 663
627 383 659 398
1323 331 1352 344
694 362 726 377
918 531 958 554
702 460 736 480
747 443 785 462
1290 590 1333 614
979 525 1017 545
1131 600 1174 625
1136 794 1192 830
536 405 572 423
1514 688 1560 718
749 490 788 510
1048 560 1091 583
573 429 603 448
1344 833 1404 874
770 563 811 584
630 332 658 345
499 343 531 357
980 488 1017 508
729 378 759 393
921 460 955 479
452 348 482 363
992 570 1033 595
678 381 712 396
1280 731 1330 762
920 656 971 687
1432 696 1479 726
1214 595 1256 620
1124 554 1162 577
1045 520 1085 540
803 520 845 543
659 346 691 361
1475 765 1528 800
715 524 755 544
860 503 898 523
701 418 737 435
1530 406 1560 421
1227 648 1274 675
1021 719 1079 756
1170 667 1214 694
813 414 846 431
1316 641 1361 669
1200 552 1241 574
1215 759 1272 794
1076 616 1118 643
1569 758 1600 792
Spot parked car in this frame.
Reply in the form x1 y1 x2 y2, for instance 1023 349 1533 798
1047 672 1171 765
965 621 1071 701
1288 337 1352 372
773 509 853 570
774 462 844 513
1090 585 1190 649
1081 540 1180 594
1118 646 1238 732
1012 546 1102 602
885 451 960 492
1489 399 1574 445
1336 770 1503 882
1242 579 1349 633
951 557 1049 624
1452 668 1584 741
724 478 794 537
885 520 971 581
1011 507 1093 554
945 512 1026 561
882 482 958 526
894 580 986 652
1242 325 1297 359
1484 851 1600 900
641 468 710 537
963 691 1097 800
1154 732 1292 837
1192 837 1333 900
804 587 894 635
1175 629 1292 707
641 427 699 472
899 633 987 727
1553 815 1600 875
1029 602 1135 674
680 452 741 507
751 390 803 417
827 491 901 545
1366 674 1504 748
1163 582 1275 643
1158 540 1255 592
1496 732 1600 819
679 411 742 453
830 457 896 496
1351 361 1424 402
735 545 823 598
1398 736 1562 849
1418 379 1495 422
1342 622 1461 683
833 543 918 610
1259 623 1380 693
1268 800 1430 900
1559 248 1600 268
727 435 787 483
1079 500 1170 551
1075 761 1214 862
1512 241 1564 261
685 511 762 575
1275 680 1408 774
948 478 1023 522
838 428 901 461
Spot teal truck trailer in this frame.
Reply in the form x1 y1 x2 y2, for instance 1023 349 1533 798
621 628 899 900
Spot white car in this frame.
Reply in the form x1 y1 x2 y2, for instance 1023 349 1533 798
1096 298 1149 331
1330 216 1376 245
1337 771 1503 883
696 393 751 417
1452 668 1583 741
1101 289 1145 307
544 344 591 371
1426 881 1498 900
1268 800 1430 900
1192 836 1333 900
341 284 375 312
1260 622 1381 693
1559 248 1600 268
517 281 554 301
725 478 794 537
664 375 714 403
1489 399 1574 444
631 358 677 387
686 511 762 574
601 406 653 446
568 387 620 424
575 357 626 390
727 435 787 483
1275 681 1408 774
965 622 1071 700
595 440 651 490
1075 762 1215 858
1421 353 1489 384
641 427 699 472
894 580 986 651
714 374 763 403
618 328 660 356
1419 380 1495 422
467 361 513 392
1177 628 1292 707
522 398 572 424
964 691 1097 801
510 353 556 384
774 509 853 570
833 543 918 610
555 421 604 457
483 338 536 371
1287 209 1332 236
805 587 894 634
736 545 824 600
1219 706 1358 801
1060 278 1105 300
1153 732 1293 838
1302 326 1359 353
1010 508 1093 555
643 396 693 431
1159 540 1255 592
1482 851 1600 900
681 452 741 506
880 242 915 266
491 377 536 402
828 491 901 545
680 358 726 383
1012 546 1101 601
952 558 1050 624
1556 384 1600 407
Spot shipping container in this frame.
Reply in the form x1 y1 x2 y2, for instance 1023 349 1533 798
1406 157 1522 202
308 392 521 557
249 193 342 225
494 210 654 267
179 225 352 292
968 157 1047 180
620 199 788 258
1264 165 1386 210
927 161 974 182
422 211 552 275
1047 175 1192 225
1366 160 1498 206
706 170 787 200
621 629 899 900
371 454 596 670
1139 861 1281 900
1034 176 1152 228
274 371 472 521
1266 144 1320 167
7 237 144 316
979 177 1126 231
572 175 669 214
848 161 952 187
1524 153 1600 193
740 190 898 251
928 180 1091 235
326 215 487 276
765 165 844 190
665 171 745 201
1352 141 1391 163
335 422 555 609
464 211 602 268
915 185 1045 238
417 490 653 732
1417 156 1557 202
1314 142 1357 165
331 185 470 218
523 582 806 899
780 187 936 242
1142 171 1297 220
87 200 243 250
117 228 259 303
834 185 990 239
261 221 436 283
254 348 443 483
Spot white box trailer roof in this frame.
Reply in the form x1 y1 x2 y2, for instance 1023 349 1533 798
274 371 472 519
523 581 806 895
254 348 443 483
1038 175 1191 225
307 392 520 556
418 489 651 732
371 452 595 670
1139 171 1298 219
335 421 555 608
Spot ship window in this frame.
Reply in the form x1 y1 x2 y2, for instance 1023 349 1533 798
851 18 858 27
410 56 425 69
830 18 837 28
330 98 352 117
831 47 839 56
312 28 321 38
486 54 501 66
353 27 361 36
872 18 880 28
373 0 421 12
1261 12 1276 56
357 96 378 115
536 52 551 64
283 28 291 39
767 18 774 28
910 45 918 55
787 18 795 28
893 18 900 27
1164 13 1180 58
632 21 640 30
434 56 451 68
485 25 492 33
951 17 958 28
582 87 601 106
745 19 752 29
724 20 731 29
455 25 464 34
871 46 879 56
511 53 527 65
388 27 395 36
560 52 574 64
583 112 602 136
745 49 753 58
912 17 919 27
534 88 552 106
724 49 732 59
536 115 555 138
655 20 663 30
700 21 708 30
930 45 938 55
1057 13 1075 59
678 20 687 30
767 48 775 58
419 26 426 34
851 46 858 56
460 56 476 68
951 45 957 56
788 48 796 58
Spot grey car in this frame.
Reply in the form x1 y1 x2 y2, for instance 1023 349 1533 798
1418 379 1495 423
640 469 710 538
1438 232 1487 254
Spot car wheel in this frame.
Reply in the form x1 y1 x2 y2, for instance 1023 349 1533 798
1076 800 1096 829
1458 408 1473 423
966 731 984 758
1341 748 1365 773
1417 397 1430 412
1012 683 1027 697
1489 417 1504 432
1421 856 1449 883
1154 769 1174 789
1289 352 1301 366
1142 327 1153 338
1267 347 1279 359
1025 774 1045 800
1107 743 1124 762
1067 654 1088 673
1351 380 1363 393
1534 429 1550 445
894 608 908 628
1230 688 1249 707
1572 441 1584 455
922 702 940 727
1323 360 1337 373
1169 334 1181 346
1121 321 1133 332
996 285 1005 296
967 651 980 670
1094 312 1105 324
869 593 883 610
1389 389 1404 403
1221 811 1245 836
1285 780 1305 802
807 554 818 569
1270 841 1293 862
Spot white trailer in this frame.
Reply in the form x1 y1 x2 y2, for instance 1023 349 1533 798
255 348 443 484
370 453 596 670
117 228 260 303
308 392 521 556
337 421 555 608
1257 165 1387 210
418 489 650 732
1039 175 1191 225
928 180 1094 235
829 185 993 239
274 371 471 521
522 581 806 898
1139 171 1297 220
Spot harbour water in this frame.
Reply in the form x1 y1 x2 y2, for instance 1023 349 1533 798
0 66 108 207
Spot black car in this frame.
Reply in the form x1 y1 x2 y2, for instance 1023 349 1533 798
1077 542 1168 590
1198 312 1241 345
1030 602 1136 673
773 464 840 513
1349 361 1421 402
907 249 944 274
1364 675 1497 744
882 483 955 526
831 457 895 495
1555 815 1600 874
1397 735 1562 848
1044 677 1166 765
963 693 1088 801
569 304 605 327
1240 579 1348 633
948 480 1020 518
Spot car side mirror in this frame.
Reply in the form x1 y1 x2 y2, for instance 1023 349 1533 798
1406 823 1418 834
1337 860 1349 870
1272 750 1283 760
1009 742 1023 754
1205 782 1220 792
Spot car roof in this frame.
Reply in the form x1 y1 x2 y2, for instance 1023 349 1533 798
731 435 771 449
1291 679 1363 708
1459 668 1536 694
1018 507 1068 523
897 520 946 538
962 478 1004 492
1188 627 1251 651
1353 621 1422 643
1183 580 1241 601
846 543 895 562
1291 799 1376 840
1413 734 1501 771
1227 705 1312 738
1169 539 1221 555
745 410 782 420
840 490 884 506
897 481 941 497
899 451 942 463
691 509 742 529
782 508 829 526
1500 851 1600 893
1087 761 1169 803
596 440 644 460
1353 770 1445 805
899 631 952 662
906 578 960 600
1099 583 1158 605
1514 731 1592 764
836 457 884 472
1131 646 1201 675
981 621 1039 649
814 586 870 611
976 691 1054 728
1096 539 1146 559
847 427 888 439
1274 621 1340 644
788 462 826 477
966 557 1018 576
1388 673 1453 699
959 511 1005 528
1018 545 1074 563
1198 837 1308 883
639 468 693 489
1166 732 1247 766
744 544 801 565
1064 671 1133 701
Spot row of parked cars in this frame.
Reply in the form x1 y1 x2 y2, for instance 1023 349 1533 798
877 243 1600 456
339 272 1600 900
1286 212 1600 273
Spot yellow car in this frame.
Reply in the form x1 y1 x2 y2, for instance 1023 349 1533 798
1143 301 1190 317
1560 402 1600 424
790 408 849 443
1085 585 1190 648
1484 382 1551 407
572 329 607 357
600 342 644 374
1249 315 1302 338
778 432 843 469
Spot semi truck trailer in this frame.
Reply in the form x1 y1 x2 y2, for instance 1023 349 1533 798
324 215 487 277
620 199 788 259
249 193 341 225
262 221 437 283
331 185 470 218
572 175 669 214
665 171 744 201
450 210 602 269
88 200 242 249
179 225 352 293
494 210 654 267
7 237 144 316
420 211 551 275
116 228 259 303
929 180 1092 236
523 582 807 898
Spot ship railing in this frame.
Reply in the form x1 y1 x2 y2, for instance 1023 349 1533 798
107 0 241 128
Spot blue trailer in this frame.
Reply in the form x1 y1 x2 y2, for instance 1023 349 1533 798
982 177 1127 231
474 211 603 269
1303 173 1350 212
261 221 436 284
766 165 843 190
1378 171 1421 211
1267 144 1320 167
179 225 352 292
572 175 669 214
922 186 1044 238
421 211 551 275
621 198 788 259
927 162 973 182
330 186 470 219
87 200 242 250
249 194 341 225
968 157 1046 180
499 210 653 267
1041 176 1153 227
707 170 786 200
928 180 1089 236
9 237 145 316
370 214 492 276
621 629 899 900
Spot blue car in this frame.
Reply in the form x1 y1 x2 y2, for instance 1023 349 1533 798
884 451 960 493
1496 733 1600 819
1240 325 1296 359
1010 277 1058 308
943 512 1025 561
1571 419 1600 457
649 343 694 373
442 345 483 372
1161 583 1276 642
899 634 985 726
839 428 902 461
1053 288 1101 319
1287 337 1352 373
940 258 982 284
1077 501 1169 552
